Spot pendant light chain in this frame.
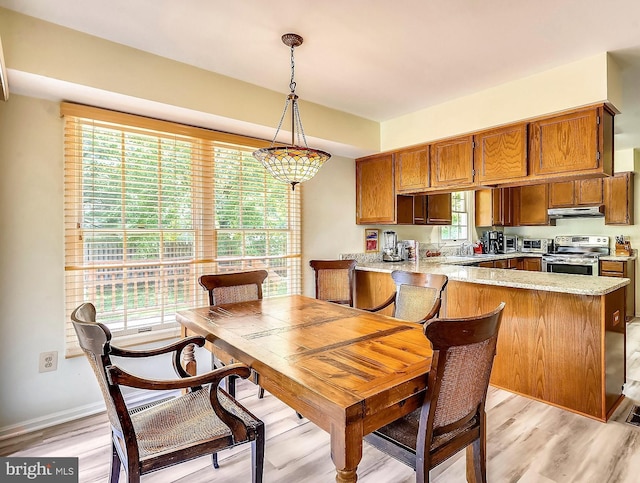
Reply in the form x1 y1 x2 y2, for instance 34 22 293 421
289 43 297 94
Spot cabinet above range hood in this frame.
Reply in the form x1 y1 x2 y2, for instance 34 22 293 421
547 205 604 219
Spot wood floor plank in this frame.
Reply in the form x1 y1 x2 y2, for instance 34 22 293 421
4 319 640 482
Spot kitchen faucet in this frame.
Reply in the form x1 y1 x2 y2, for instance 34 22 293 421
458 242 473 256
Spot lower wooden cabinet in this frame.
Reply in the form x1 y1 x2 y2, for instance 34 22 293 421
475 258 518 269
599 259 635 321
520 257 542 271
354 270 396 315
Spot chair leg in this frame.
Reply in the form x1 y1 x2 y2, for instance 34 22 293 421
466 438 485 483
212 452 219 469
252 424 265 483
110 442 122 483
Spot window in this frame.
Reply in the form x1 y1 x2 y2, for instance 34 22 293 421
63 103 301 355
440 191 469 242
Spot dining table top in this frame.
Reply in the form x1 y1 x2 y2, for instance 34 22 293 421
177 294 433 415
177 294 434 483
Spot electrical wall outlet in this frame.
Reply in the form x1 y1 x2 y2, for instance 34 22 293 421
39 351 58 373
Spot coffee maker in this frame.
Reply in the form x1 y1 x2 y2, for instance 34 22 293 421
382 230 403 262
481 230 504 254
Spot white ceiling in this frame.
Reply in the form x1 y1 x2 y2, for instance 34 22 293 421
2 0 640 151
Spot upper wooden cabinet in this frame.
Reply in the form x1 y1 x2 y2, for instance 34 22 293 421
549 178 603 208
426 193 453 225
430 135 475 188
604 172 634 225
356 153 396 224
474 123 528 184
529 106 614 180
395 146 430 194
475 188 513 227
514 184 552 226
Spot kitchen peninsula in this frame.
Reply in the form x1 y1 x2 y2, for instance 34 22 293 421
353 256 628 422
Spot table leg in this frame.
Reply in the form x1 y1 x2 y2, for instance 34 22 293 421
330 422 363 483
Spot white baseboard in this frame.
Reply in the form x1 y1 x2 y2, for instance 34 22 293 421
0 389 180 442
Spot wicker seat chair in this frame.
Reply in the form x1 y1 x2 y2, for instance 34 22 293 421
199 270 269 398
309 259 357 306
365 271 448 324
71 303 265 483
365 302 505 483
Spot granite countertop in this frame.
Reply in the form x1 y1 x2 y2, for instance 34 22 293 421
600 253 637 261
354 255 629 296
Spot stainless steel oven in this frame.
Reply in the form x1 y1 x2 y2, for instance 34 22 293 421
541 255 599 276
541 235 609 276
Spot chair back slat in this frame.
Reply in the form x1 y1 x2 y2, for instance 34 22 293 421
309 259 357 306
199 270 268 306
391 271 448 323
394 285 439 322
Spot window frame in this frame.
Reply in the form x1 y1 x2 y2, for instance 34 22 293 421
62 103 302 356
439 191 471 244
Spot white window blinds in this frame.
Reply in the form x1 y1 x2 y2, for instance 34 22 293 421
62 103 301 356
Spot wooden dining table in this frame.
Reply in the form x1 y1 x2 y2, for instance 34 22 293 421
177 295 433 483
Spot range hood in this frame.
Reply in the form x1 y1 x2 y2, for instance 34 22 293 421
547 205 605 219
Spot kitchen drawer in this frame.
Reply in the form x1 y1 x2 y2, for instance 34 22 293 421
600 271 623 278
600 261 624 273
494 259 509 269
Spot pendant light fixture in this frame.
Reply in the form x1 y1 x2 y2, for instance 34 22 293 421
253 33 331 190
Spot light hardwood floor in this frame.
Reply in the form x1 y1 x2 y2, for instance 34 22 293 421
3 320 640 482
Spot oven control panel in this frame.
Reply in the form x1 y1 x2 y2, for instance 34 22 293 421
554 235 609 247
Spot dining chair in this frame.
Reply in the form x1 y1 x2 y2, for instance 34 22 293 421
364 270 448 324
309 259 357 306
71 302 265 483
199 270 269 398
364 302 505 483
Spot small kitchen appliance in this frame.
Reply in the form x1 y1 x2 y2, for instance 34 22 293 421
541 235 609 276
521 238 553 253
481 231 504 254
504 235 518 253
382 230 403 262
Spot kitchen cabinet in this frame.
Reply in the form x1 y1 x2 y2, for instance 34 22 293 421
474 123 528 184
520 257 541 271
513 184 553 226
356 153 396 224
430 135 475 188
474 258 518 269
475 188 513 227
549 179 603 208
600 259 635 321
604 172 634 225
412 193 453 225
529 105 614 181
395 146 430 194
354 270 396 316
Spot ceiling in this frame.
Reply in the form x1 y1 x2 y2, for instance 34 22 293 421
2 0 640 151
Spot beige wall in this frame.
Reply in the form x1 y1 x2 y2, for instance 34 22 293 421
0 8 380 156
381 53 619 150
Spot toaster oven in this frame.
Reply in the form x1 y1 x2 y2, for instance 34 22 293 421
521 238 552 253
